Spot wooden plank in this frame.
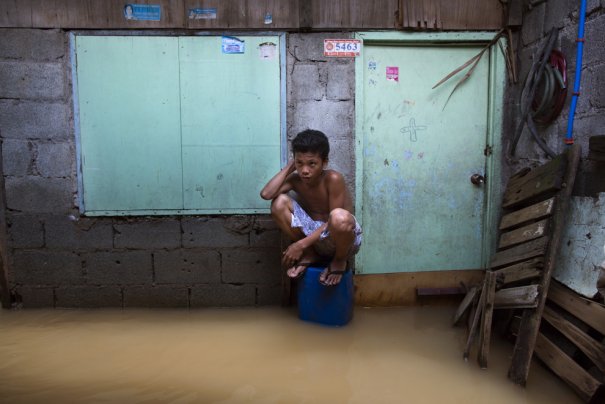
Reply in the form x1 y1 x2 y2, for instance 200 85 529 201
350 0 397 29
506 152 564 190
22 0 187 29
311 0 349 28
548 280 605 336
588 136 605 161
30 0 59 28
0 0 33 27
438 0 503 30
506 0 522 27
494 257 542 287
498 218 549 249
542 305 605 373
502 153 566 209
464 283 485 360
395 0 403 28
490 236 548 269
508 145 581 386
499 197 555 231
534 333 604 403
185 0 299 30
493 285 539 309
502 171 562 209
416 286 464 296
452 285 479 326
478 272 497 368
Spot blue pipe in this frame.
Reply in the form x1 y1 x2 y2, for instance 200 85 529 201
565 0 587 145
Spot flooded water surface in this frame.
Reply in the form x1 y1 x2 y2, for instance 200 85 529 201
0 306 580 403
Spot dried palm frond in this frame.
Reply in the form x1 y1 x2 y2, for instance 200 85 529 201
433 30 505 110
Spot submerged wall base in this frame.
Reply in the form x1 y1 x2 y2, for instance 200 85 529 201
354 269 484 307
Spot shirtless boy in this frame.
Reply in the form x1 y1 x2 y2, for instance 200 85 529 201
260 129 362 286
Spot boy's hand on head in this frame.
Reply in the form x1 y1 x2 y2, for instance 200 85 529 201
286 159 296 174
282 241 304 268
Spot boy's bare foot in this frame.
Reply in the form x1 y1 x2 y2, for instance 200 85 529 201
286 263 309 279
285 252 324 279
319 258 347 286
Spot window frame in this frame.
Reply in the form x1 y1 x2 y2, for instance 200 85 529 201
70 31 287 216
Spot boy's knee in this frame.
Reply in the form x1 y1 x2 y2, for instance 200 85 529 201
329 208 355 232
271 194 291 216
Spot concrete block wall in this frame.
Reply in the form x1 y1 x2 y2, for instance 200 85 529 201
504 1 605 171
287 33 356 195
0 28 283 308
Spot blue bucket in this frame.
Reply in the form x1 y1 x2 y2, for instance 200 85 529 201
297 266 353 326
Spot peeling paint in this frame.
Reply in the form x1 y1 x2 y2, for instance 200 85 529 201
554 194 605 298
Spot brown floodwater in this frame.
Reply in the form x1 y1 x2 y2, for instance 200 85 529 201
0 305 580 403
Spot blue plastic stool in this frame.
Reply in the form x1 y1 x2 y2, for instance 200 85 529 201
297 266 353 326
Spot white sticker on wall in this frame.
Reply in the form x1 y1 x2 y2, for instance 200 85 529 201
259 42 277 60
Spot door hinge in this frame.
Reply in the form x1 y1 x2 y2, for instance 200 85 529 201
484 145 493 156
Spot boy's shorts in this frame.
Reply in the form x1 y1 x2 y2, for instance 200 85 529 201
291 199 362 258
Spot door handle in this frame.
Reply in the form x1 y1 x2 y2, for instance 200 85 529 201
470 174 485 186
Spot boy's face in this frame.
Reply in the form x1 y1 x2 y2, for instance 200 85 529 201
294 152 327 183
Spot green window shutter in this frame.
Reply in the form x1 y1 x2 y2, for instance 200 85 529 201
74 35 282 215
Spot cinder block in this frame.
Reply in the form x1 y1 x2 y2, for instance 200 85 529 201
0 100 71 139
12 250 82 285
289 33 351 62
55 286 122 308
7 213 44 248
327 63 354 101
251 217 280 248
0 61 65 100
224 215 254 234
0 29 66 61
190 284 256 307
544 0 571 31
123 285 189 308
253 216 279 231
14 286 54 308
45 215 113 249
564 113 605 143
249 229 281 248
222 249 281 284
114 219 181 249
182 218 248 248
5 176 75 213
516 44 536 93
83 251 152 285
36 142 74 177
521 3 546 46
291 64 323 101
257 284 282 305
154 250 221 284
328 137 354 182
1 139 33 176
289 100 354 139
584 17 605 67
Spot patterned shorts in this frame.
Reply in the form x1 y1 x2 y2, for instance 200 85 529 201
290 199 362 258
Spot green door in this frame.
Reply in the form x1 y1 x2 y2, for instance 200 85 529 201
356 33 503 274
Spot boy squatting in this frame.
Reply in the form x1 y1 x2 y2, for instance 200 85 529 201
260 129 362 286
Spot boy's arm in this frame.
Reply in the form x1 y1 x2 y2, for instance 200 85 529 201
260 160 296 200
281 223 327 268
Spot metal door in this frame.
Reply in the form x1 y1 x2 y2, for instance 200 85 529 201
355 33 503 274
